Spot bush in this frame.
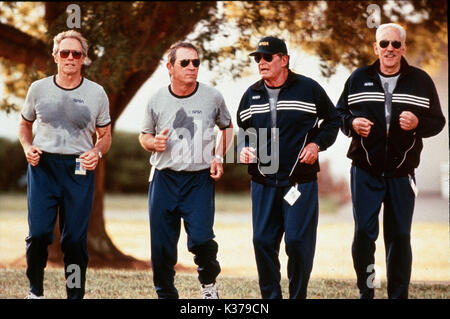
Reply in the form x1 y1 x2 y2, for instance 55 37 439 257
0 137 28 191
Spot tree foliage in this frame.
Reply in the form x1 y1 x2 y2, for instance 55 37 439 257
197 1 447 82
0 1 217 114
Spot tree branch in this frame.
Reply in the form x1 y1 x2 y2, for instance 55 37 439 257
0 22 49 71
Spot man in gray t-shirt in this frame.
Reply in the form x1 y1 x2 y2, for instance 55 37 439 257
18 30 111 300
139 42 232 299
21 76 110 155
141 82 231 172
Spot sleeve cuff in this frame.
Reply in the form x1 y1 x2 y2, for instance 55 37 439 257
21 114 34 123
96 121 111 128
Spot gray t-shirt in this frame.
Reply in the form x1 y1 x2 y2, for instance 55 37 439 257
379 73 400 134
264 83 281 163
21 76 111 155
264 83 281 128
141 82 231 171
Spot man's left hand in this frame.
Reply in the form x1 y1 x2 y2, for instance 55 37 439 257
399 111 419 131
299 143 319 165
80 149 100 170
210 158 224 181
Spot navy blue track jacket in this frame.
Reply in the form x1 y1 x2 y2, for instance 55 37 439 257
237 70 340 186
336 57 445 177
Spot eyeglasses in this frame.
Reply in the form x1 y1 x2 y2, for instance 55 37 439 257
59 50 83 59
179 59 200 68
379 40 402 49
253 53 275 63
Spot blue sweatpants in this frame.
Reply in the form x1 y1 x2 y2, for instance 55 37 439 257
26 152 95 299
351 165 415 299
251 180 319 299
149 169 221 299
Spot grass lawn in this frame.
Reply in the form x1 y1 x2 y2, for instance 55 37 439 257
0 268 448 299
1 193 448 299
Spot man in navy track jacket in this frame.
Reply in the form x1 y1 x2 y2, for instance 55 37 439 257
336 23 445 299
237 36 340 299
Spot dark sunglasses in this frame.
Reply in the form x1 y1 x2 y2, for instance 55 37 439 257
253 53 275 63
59 50 83 59
179 59 200 68
379 40 402 49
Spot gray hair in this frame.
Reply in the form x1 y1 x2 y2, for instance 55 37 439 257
167 42 199 65
52 30 91 66
376 23 406 43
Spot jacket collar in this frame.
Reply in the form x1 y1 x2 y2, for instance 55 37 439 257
367 56 411 79
251 70 298 92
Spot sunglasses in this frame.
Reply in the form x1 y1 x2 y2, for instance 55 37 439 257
379 40 402 49
179 59 200 68
253 53 276 63
59 50 83 59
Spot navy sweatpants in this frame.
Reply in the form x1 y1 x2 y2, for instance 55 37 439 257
251 180 319 299
26 152 95 299
351 165 415 299
149 169 221 299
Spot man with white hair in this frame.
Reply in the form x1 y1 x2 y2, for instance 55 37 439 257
336 23 445 298
18 30 111 299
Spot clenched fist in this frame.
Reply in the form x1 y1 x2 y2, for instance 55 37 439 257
399 111 419 131
240 147 256 164
352 117 374 138
25 145 42 166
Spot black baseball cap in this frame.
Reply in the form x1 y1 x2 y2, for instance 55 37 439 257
249 36 288 56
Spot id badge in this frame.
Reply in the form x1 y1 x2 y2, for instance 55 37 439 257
75 158 86 175
409 174 419 198
284 184 301 206
149 166 156 182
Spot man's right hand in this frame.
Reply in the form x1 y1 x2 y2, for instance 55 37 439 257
352 117 374 138
154 128 169 152
239 147 256 164
25 145 42 166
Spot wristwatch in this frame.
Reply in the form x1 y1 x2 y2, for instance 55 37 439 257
214 154 223 163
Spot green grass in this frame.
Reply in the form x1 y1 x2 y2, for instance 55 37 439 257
1 268 448 299
1 192 341 214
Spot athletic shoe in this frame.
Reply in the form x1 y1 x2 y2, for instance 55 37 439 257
25 292 44 299
201 283 219 299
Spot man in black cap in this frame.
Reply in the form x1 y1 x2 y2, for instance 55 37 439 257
237 36 340 298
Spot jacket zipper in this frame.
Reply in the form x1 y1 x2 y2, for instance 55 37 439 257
396 137 416 169
374 75 390 176
360 138 372 166
288 118 319 177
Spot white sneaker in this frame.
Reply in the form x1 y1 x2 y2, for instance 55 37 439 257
25 292 44 299
201 283 219 299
